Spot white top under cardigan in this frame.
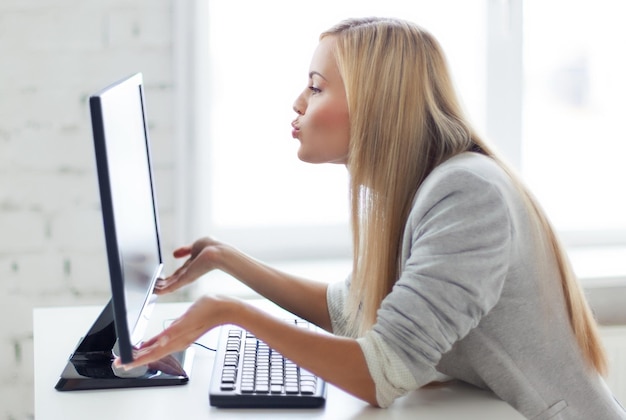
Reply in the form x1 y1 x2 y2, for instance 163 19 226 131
326 152 626 419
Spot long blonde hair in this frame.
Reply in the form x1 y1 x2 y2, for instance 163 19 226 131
322 17 606 375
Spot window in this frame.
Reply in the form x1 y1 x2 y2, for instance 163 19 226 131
183 0 487 262
522 0 626 246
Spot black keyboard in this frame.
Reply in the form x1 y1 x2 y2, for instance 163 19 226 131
209 319 327 408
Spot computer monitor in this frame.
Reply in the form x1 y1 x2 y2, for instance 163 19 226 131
55 73 192 391
91 72 163 363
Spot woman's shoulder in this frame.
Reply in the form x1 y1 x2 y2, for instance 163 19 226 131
405 152 519 233
416 152 513 202
429 152 507 183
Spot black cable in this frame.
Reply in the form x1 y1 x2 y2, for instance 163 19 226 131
192 342 217 352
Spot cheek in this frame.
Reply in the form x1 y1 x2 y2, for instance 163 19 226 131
307 103 350 145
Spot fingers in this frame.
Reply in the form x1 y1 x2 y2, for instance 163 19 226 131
155 265 195 295
117 333 174 370
116 295 226 373
118 314 201 370
173 245 192 258
156 239 220 295
154 259 193 294
148 353 186 376
154 272 185 294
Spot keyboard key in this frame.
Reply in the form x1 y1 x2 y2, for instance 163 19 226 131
300 385 316 395
255 384 269 393
241 384 255 393
285 385 300 394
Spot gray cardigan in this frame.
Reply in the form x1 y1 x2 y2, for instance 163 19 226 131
327 152 625 419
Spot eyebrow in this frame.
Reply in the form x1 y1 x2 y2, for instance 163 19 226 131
309 71 328 81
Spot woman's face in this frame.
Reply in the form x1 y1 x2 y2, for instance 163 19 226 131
291 36 350 165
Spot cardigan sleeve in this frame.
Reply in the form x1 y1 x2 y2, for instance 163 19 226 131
326 277 352 337
328 277 424 407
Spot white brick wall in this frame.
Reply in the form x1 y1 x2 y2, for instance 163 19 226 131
0 1 180 418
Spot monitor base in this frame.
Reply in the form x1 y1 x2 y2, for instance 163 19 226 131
55 300 193 391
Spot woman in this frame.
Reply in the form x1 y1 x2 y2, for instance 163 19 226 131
122 17 625 418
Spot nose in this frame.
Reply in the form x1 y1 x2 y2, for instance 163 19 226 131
293 92 305 115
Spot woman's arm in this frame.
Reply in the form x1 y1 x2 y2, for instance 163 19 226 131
120 295 378 406
235 300 377 405
217 245 334 331
155 238 334 331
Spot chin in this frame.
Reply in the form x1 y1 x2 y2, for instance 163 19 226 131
296 149 316 164
297 147 348 165
297 156 318 164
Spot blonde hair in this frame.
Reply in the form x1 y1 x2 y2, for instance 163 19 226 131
321 17 606 375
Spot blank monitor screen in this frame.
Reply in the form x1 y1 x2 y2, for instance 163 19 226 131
90 72 162 363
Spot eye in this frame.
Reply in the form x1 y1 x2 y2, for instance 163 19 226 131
308 85 322 94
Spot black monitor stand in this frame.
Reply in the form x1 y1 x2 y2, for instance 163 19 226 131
55 300 192 391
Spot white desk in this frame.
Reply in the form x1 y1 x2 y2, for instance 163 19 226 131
34 302 524 419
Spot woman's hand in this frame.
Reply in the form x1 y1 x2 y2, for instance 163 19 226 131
116 294 378 407
156 236 333 332
115 295 240 370
154 236 225 295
